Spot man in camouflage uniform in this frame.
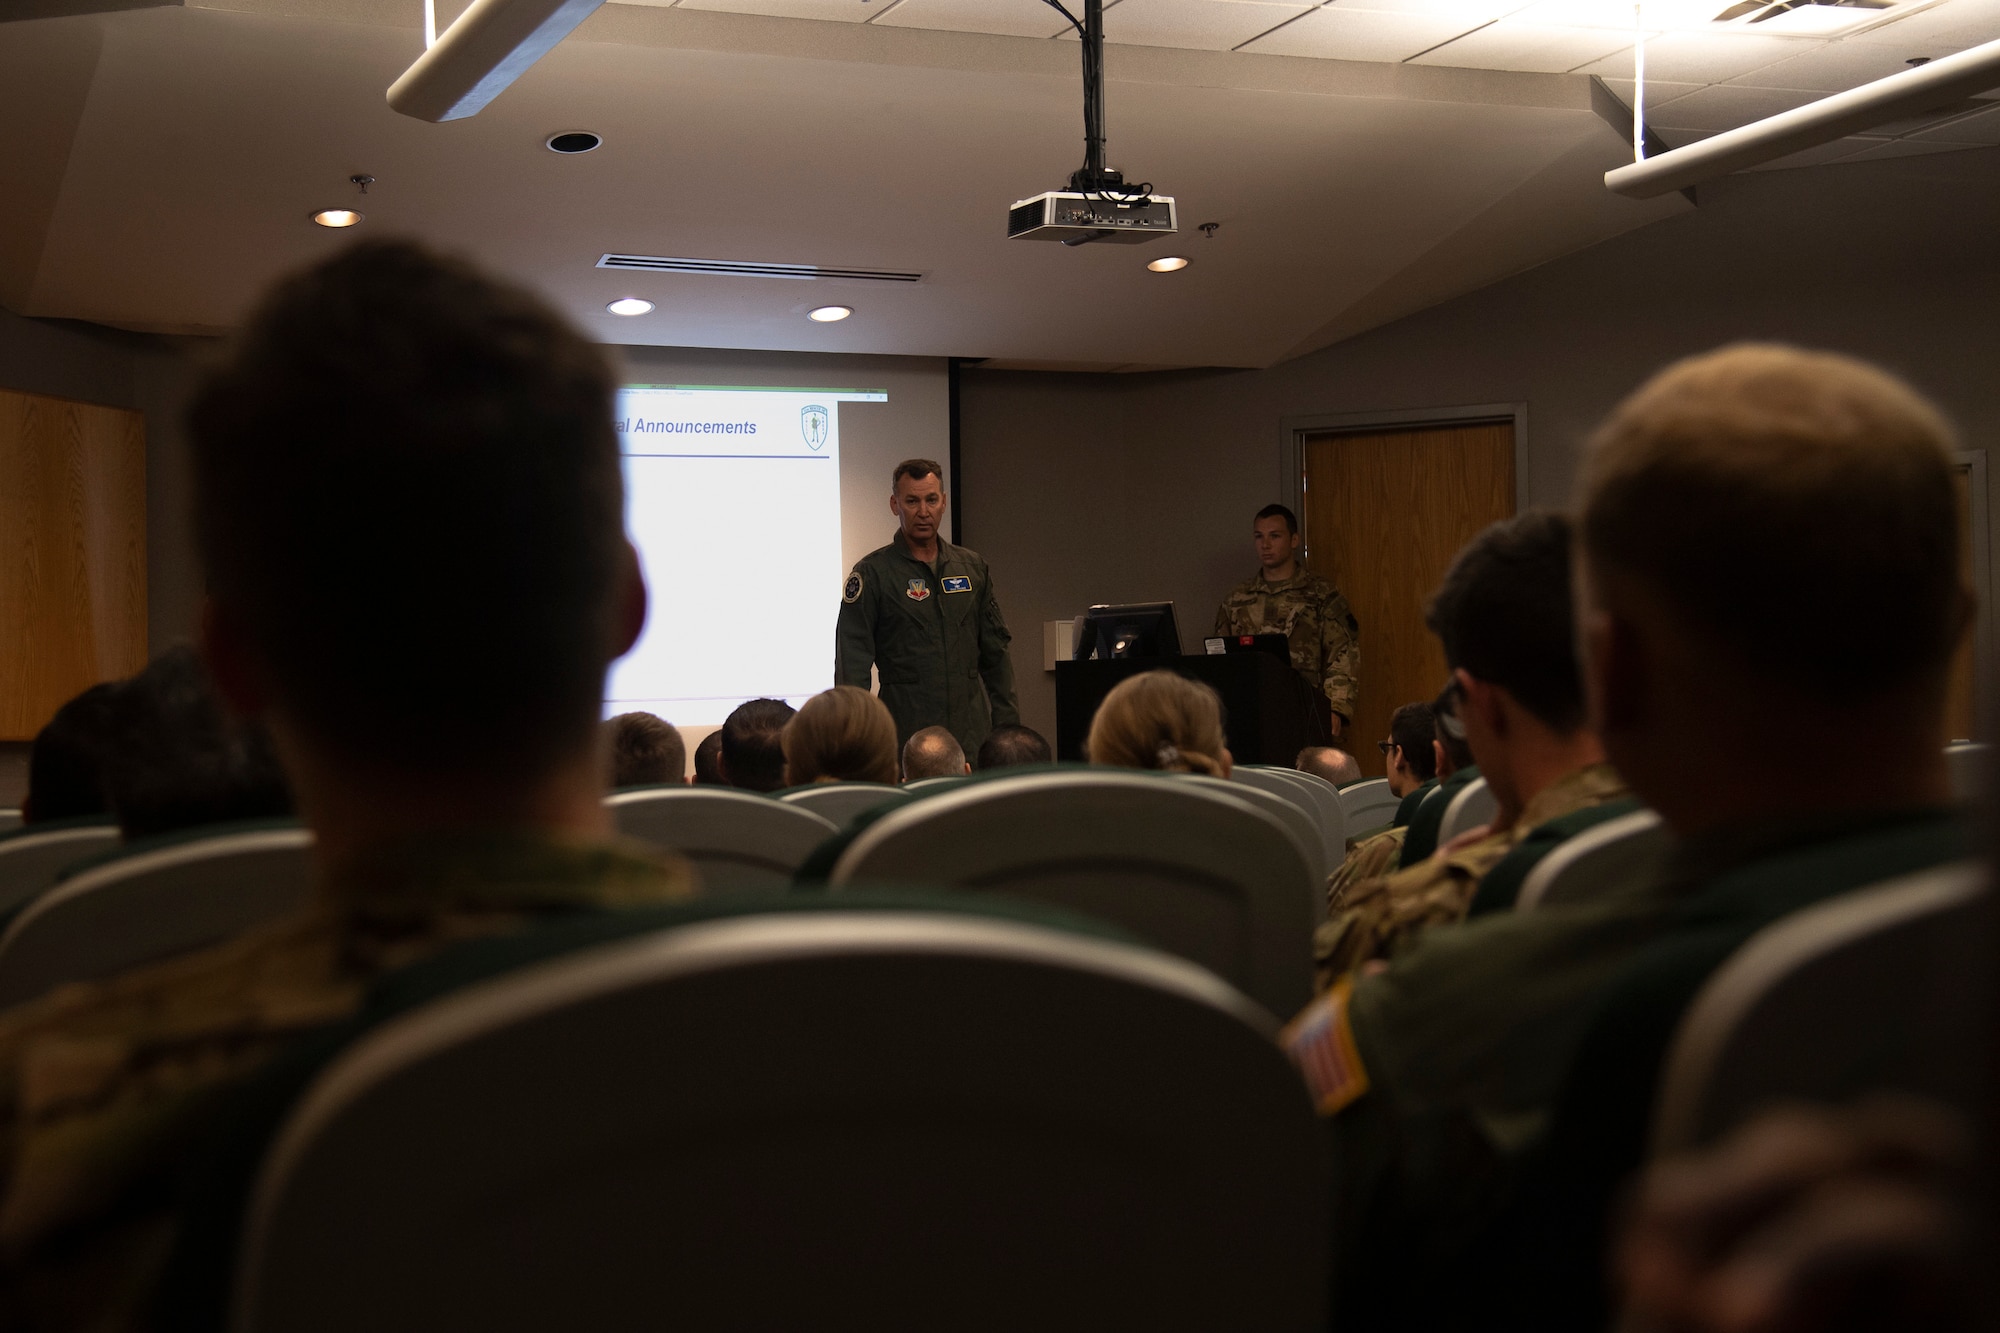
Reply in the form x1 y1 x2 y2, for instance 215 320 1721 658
836 459 1018 756
1214 504 1360 738
0 243 696 1329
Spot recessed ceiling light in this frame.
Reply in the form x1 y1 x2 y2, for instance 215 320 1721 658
311 208 363 228
808 305 853 322
606 297 654 316
1147 256 1190 272
547 131 602 154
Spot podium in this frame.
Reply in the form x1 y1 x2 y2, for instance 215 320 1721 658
1054 653 1322 766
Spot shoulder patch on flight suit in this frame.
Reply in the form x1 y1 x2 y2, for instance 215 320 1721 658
941 576 972 593
843 571 863 603
906 579 931 602
1281 976 1371 1115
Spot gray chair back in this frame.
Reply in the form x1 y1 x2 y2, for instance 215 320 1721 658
1515 809 1672 913
1335 778 1400 839
233 913 1328 1333
900 776 962 794
0 825 314 1008
0 810 20 834
608 788 836 891
0 822 122 916
1436 776 1498 845
778 782 907 826
1650 861 1987 1154
829 771 1317 1016
1945 741 1987 803
1185 774 1326 894
1234 767 1345 873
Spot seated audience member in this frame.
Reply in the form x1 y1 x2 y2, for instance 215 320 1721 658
1323 702 1438 919
1297 746 1362 787
718 698 795 792
1485 345 1973 1331
782 686 900 785
100 645 294 840
1086 670 1231 777
1396 683 1480 866
0 240 694 1323
606 711 686 787
1316 513 1628 976
17 682 120 825
901 725 970 781
691 729 724 785
975 723 1051 770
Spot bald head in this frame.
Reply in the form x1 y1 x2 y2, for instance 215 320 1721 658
1297 746 1362 787
902 726 969 782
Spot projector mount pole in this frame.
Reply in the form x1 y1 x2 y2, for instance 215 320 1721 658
1068 0 1121 197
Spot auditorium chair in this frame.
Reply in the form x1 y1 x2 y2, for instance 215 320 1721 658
1514 809 1672 913
608 787 837 891
1333 777 1400 840
1436 776 1499 844
229 910 1328 1333
1233 766 1346 871
0 822 314 1008
0 809 20 834
1648 860 1987 1155
900 776 961 793
1944 740 1987 803
826 771 1318 1016
1184 774 1328 891
0 818 121 917
778 781 909 826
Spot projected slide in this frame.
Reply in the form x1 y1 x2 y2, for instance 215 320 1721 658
605 384 885 726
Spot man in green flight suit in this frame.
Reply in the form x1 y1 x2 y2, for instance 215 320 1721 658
1214 503 1360 740
836 458 1019 756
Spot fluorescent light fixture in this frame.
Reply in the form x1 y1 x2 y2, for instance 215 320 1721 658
311 209 363 228
807 305 853 322
606 297 654 316
388 0 607 122
1147 256 1190 272
1750 2 1881 33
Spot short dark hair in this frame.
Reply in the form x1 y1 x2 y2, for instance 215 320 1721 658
1432 681 1475 773
1424 512 1585 733
22 682 120 825
892 459 943 489
102 646 293 840
692 730 724 785
976 724 1052 770
1255 504 1298 535
186 239 625 780
1388 702 1438 781
607 712 685 787
721 698 796 792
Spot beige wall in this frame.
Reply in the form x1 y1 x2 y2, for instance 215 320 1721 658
961 147 2000 741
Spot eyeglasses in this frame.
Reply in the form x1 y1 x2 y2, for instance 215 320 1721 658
1376 740 1397 755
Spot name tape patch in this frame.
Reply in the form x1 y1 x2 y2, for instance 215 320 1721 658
941 576 972 594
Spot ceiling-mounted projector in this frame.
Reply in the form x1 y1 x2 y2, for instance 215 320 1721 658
1009 0 1174 246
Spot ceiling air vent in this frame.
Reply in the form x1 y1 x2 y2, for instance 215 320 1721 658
596 254 924 283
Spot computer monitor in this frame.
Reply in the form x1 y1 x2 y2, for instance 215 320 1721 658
1074 602 1182 661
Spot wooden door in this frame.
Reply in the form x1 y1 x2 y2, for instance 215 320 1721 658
0 390 148 740
1301 421 1515 777
1945 461 1981 743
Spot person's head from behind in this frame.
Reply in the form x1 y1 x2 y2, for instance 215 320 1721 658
891 459 947 549
719 698 795 792
1086 670 1232 778
1297 746 1361 787
783 686 899 785
1432 681 1475 780
1382 701 1439 797
1579 344 1966 832
692 730 724 785
102 646 293 841
186 240 640 845
902 725 968 782
606 712 685 787
1425 512 1594 821
977 724 1052 771
21 682 120 825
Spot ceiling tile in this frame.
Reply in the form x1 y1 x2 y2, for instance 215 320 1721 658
1596 74 1705 107
1846 0 2000 48
1410 20 1630 71
1239 5 1479 59
679 0 892 20
1837 135 1982 159
1727 38 1943 88
1645 81 1823 129
1911 101 2000 141
870 0 1074 38
1100 0 1312 51
1330 0 1529 20
1573 31 1806 82
1742 134 1882 169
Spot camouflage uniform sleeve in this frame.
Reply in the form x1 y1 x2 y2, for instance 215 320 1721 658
834 563 876 690
1320 589 1360 724
977 564 1020 728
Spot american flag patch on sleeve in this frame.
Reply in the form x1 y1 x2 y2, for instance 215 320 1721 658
1280 977 1371 1115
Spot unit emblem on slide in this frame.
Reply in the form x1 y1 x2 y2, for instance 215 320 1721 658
941 577 972 594
844 572 864 603
801 404 830 451
906 579 932 602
